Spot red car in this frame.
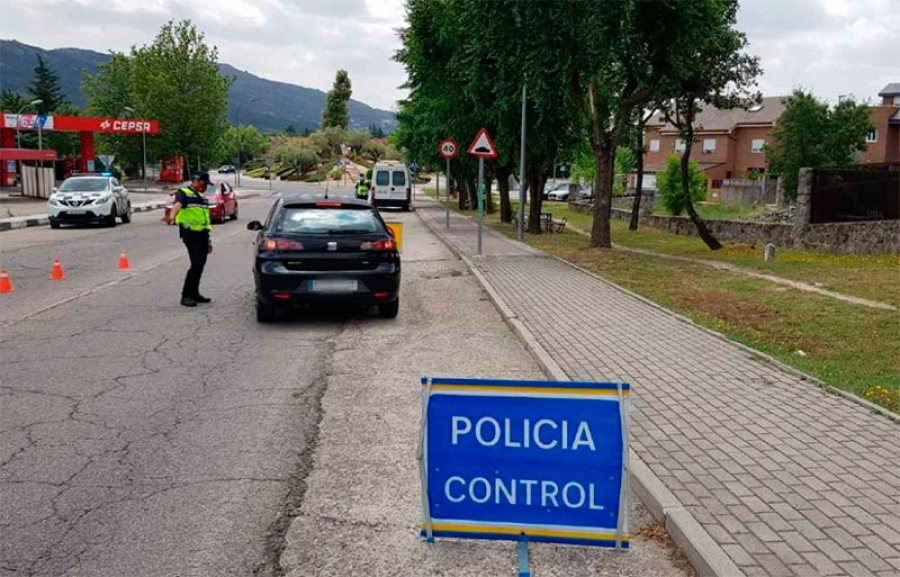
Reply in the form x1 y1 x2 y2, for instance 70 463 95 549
164 181 238 224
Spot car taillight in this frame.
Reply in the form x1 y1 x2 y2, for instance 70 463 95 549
360 238 395 251
261 238 305 252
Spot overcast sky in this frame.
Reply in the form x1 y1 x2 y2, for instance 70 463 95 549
1 0 897 111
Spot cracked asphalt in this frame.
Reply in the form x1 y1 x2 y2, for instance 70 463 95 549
1 190 341 577
1 187 693 577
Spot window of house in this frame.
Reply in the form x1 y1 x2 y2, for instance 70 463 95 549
674 139 686 153
703 139 716 153
649 139 660 152
866 130 878 143
751 139 765 153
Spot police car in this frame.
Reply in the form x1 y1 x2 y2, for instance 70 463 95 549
48 174 132 228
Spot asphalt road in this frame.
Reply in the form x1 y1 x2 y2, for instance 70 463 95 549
1 186 691 577
1 185 350 577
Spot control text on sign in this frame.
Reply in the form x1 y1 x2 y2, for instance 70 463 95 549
419 377 631 548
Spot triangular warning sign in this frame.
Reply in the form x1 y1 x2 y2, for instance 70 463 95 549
467 127 498 158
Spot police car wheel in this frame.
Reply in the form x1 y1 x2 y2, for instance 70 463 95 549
106 206 117 227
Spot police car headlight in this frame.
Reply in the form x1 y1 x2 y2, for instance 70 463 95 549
49 197 64 207
91 195 113 205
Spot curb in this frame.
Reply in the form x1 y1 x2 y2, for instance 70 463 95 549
416 207 744 577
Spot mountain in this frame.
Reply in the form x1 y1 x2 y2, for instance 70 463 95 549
0 40 397 134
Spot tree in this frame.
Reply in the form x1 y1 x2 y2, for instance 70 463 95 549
362 140 386 162
766 90 874 200
275 142 319 175
629 109 656 230
656 155 706 215
285 124 297 135
217 124 268 164
83 20 231 180
29 55 66 114
656 0 761 250
369 123 385 138
321 69 352 129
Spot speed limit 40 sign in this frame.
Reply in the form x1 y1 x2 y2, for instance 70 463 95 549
438 139 459 159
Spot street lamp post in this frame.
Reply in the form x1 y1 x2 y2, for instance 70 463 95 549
124 106 148 192
15 99 44 148
234 98 258 187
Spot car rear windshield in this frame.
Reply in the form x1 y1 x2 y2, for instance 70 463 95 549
375 171 390 186
58 178 109 192
275 207 382 235
392 171 406 186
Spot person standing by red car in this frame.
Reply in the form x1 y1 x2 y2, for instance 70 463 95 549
164 171 214 307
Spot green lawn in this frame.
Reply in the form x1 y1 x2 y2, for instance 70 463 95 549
538 203 900 308
430 198 900 411
652 202 770 221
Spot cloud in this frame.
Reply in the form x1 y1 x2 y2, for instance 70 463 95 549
1 0 895 112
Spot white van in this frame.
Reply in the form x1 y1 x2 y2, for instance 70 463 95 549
371 161 412 211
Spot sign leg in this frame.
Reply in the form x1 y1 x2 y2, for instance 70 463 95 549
477 158 484 255
517 540 530 577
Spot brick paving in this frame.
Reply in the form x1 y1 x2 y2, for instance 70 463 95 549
417 202 900 577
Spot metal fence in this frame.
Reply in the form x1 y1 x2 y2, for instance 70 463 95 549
809 164 899 224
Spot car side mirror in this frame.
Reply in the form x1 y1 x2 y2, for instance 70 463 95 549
246 221 263 231
52 187 58 193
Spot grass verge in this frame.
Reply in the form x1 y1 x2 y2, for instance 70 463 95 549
429 198 900 411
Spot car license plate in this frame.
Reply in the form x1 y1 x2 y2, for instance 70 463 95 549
67 209 87 214
310 279 358 292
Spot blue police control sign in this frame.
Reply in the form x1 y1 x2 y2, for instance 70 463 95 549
418 377 631 548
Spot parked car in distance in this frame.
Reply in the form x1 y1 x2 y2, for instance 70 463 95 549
547 185 571 202
217 164 236 174
623 187 657 197
163 181 237 224
247 196 401 322
577 186 593 200
542 182 569 200
48 174 132 228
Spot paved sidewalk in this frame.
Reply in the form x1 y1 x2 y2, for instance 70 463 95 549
416 199 900 577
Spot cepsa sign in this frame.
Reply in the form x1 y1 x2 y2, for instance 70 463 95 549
2 114 160 135
419 377 631 548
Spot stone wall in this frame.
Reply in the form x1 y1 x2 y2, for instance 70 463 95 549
568 201 900 254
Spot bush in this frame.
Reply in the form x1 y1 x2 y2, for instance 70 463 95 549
304 172 326 183
656 155 706 216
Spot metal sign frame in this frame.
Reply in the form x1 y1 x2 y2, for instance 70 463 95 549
418 376 631 549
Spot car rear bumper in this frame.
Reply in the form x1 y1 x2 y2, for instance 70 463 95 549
373 197 409 208
254 265 401 307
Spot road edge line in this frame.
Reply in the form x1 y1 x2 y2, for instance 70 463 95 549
416 207 743 577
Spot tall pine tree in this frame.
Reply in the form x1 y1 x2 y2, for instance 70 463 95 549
321 69 352 129
29 55 66 114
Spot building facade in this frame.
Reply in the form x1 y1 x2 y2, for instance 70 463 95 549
642 85 900 198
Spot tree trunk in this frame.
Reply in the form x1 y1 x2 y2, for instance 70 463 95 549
590 134 615 248
484 177 495 214
458 179 469 210
466 176 478 211
629 125 645 231
527 166 548 234
497 167 513 223
680 144 722 250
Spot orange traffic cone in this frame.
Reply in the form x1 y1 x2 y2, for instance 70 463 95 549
0 268 14 293
48 257 66 280
117 251 131 271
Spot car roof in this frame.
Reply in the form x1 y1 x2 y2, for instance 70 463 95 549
280 194 373 208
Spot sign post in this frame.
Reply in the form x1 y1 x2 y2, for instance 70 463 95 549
418 377 631 557
467 128 498 255
438 139 459 229
265 156 274 190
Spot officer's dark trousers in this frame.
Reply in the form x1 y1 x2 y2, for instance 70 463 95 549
181 229 209 299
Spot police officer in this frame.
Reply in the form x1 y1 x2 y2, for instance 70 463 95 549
164 171 213 307
355 171 370 200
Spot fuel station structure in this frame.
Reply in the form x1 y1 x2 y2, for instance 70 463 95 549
0 113 160 189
